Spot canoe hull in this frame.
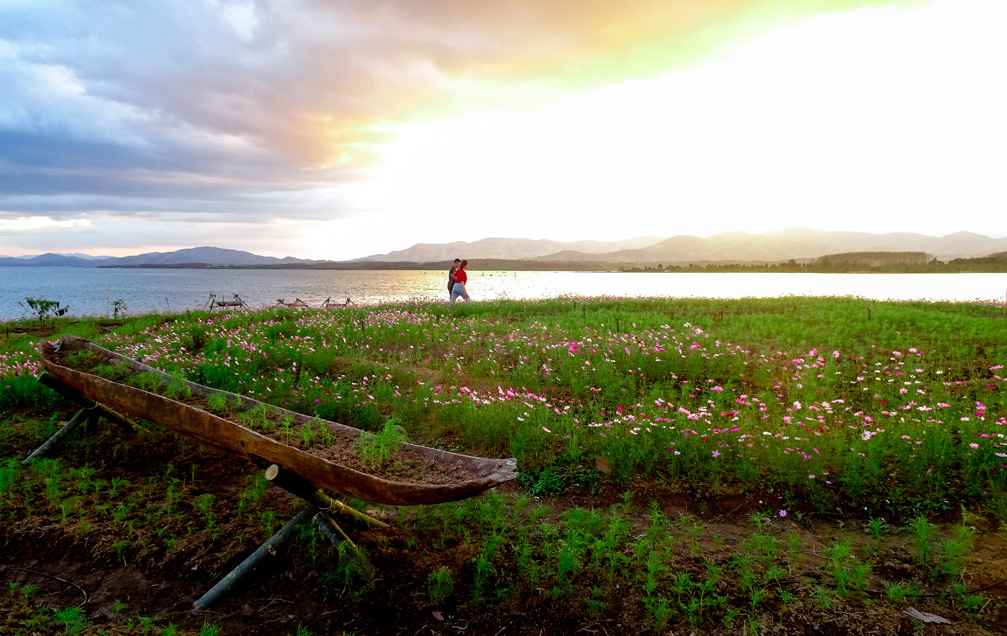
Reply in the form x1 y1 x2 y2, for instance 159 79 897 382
40 336 516 505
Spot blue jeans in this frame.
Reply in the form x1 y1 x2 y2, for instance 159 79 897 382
450 282 470 303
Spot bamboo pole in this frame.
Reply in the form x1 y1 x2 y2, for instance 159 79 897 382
311 511 375 583
313 511 354 545
22 407 97 464
264 464 389 528
192 503 318 613
37 372 93 404
36 373 137 433
265 464 381 579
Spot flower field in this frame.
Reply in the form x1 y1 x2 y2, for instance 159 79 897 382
1 295 1005 635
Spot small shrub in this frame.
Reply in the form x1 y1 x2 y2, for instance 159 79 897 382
426 566 454 605
358 418 407 469
238 404 275 431
20 297 68 324
205 392 232 414
129 372 163 393
64 350 95 368
162 373 192 401
516 466 566 497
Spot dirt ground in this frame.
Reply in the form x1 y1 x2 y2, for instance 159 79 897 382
2 404 1006 636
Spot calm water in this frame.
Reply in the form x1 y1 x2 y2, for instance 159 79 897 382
2 267 1006 320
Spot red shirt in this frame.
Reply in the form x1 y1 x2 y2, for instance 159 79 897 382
454 269 467 284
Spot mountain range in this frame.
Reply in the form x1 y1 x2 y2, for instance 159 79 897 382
0 246 313 268
4 229 1007 268
348 229 1007 264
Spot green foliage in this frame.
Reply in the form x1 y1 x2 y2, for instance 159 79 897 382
0 459 18 509
162 372 192 401
129 371 164 393
94 361 130 382
64 350 95 368
426 566 454 605
823 540 871 599
19 297 69 323
357 417 407 469
0 374 59 409
111 298 128 319
52 605 89 634
909 515 936 575
198 622 222 636
237 403 275 431
884 581 915 604
516 465 566 497
3 297 1007 633
939 507 979 579
205 391 231 414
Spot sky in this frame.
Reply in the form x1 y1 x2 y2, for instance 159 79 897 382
2 0 1006 261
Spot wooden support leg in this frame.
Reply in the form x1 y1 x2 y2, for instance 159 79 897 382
192 503 318 614
265 464 378 580
36 372 87 403
311 511 375 583
312 511 352 546
22 407 97 464
36 373 137 434
264 464 389 528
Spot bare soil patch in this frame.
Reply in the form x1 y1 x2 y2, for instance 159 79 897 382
3 414 1006 635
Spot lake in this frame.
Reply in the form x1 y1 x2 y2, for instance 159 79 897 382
2 267 1007 321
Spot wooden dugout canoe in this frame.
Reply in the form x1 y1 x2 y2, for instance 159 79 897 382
39 335 517 506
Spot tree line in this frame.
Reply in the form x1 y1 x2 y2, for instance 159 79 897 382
623 251 1007 273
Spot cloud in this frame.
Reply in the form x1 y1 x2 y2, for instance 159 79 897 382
1 0 999 259
357 0 1007 245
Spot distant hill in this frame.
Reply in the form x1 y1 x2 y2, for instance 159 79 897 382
0 253 98 267
0 246 316 268
766 229 1007 262
530 229 1007 264
5 229 1007 268
110 246 311 267
352 236 664 262
537 233 814 263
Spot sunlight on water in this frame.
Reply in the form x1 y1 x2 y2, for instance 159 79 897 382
2 268 1006 320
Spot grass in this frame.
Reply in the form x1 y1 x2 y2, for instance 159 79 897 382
1 296 1005 633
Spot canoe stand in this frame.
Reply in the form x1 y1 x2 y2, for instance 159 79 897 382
26 372 387 613
278 297 355 309
204 294 249 311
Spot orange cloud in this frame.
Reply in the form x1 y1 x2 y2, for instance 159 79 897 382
278 0 924 165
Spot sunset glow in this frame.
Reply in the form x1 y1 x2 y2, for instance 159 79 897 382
1 0 1005 259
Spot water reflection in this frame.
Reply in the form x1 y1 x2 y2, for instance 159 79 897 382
2 268 1005 320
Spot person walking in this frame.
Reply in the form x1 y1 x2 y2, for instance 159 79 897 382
450 259 472 304
447 258 460 300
